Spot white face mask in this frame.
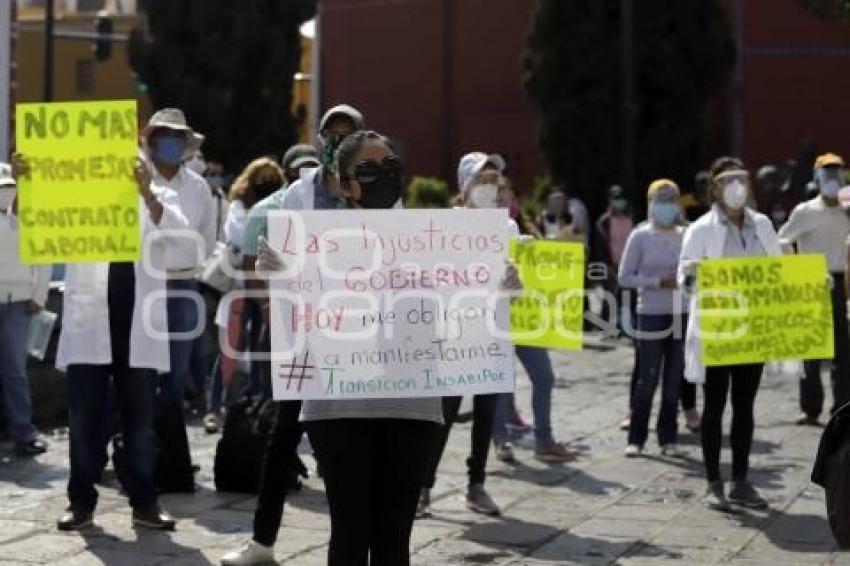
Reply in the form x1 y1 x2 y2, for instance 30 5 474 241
0 187 16 212
468 183 500 209
821 180 842 198
722 180 748 210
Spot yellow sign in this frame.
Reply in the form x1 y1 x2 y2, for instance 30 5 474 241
15 100 140 264
510 239 584 350
698 254 834 366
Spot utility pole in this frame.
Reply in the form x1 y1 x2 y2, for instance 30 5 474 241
621 0 636 206
44 0 55 102
0 0 11 160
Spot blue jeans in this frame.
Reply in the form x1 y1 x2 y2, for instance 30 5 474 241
161 279 201 404
67 364 157 511
493 345 555 447
628 314 686 447
0 301 38 443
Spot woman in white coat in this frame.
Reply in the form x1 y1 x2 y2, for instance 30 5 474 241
678 156 781 512
55 159 176 531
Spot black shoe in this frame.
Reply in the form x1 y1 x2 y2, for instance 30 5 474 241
132 506 176 530
704 481 732 512
57 507 93 531
15 439 47 456
728 480 768 509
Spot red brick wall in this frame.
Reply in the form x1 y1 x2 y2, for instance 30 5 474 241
319 0 543 194
732 0 850 167
320 0 850 195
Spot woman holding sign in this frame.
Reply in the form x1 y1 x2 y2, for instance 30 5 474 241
619 179 688 458
679 157 781 511
270 130 444 566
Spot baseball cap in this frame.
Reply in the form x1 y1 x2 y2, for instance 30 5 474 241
647 178 680 199
319 104 365 133
815 152 845 169
0 163 15 187
282 144 320 171
457 152 506 192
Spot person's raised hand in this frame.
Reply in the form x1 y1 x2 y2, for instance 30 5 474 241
11 153 31 178
134 158 153 198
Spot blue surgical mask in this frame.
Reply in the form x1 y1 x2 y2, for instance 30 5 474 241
651 201 680 226
155 137 187 166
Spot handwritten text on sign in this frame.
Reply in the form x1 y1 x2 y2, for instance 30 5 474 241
510 239 585 350
697 254 834 366
15 100 140 264
267 209 515 400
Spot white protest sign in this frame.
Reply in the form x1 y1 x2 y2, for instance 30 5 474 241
267 208 515 400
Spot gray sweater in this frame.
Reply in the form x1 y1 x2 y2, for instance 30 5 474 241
618 223 688 315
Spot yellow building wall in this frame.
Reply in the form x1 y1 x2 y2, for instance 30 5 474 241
16 9 313 143
16 11 152 119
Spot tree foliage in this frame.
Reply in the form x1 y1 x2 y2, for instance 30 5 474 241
796 0 850 21
405 176 451 209
129 0 316 173
523 0 735 218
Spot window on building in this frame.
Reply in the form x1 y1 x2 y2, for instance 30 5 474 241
76 0 107 11
75 59 94 94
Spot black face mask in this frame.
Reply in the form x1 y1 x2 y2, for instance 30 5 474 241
352 157 403 209
253 181 279 200
545 212 571 224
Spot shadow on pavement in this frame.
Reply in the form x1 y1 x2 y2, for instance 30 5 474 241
79 525 215 565
459 515 676 564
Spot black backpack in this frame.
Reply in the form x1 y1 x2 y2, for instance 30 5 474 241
214 396 276 493
812 401 850 549
112 395 196 494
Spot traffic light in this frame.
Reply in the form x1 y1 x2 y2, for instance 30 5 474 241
93 13 113 62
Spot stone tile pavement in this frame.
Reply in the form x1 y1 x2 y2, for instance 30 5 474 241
0 341 846 565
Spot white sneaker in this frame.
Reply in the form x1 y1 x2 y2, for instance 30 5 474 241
495 442 516 463
624 444 642 458
221 540 275 565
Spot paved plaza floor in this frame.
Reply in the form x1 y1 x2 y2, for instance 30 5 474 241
0 341 846 565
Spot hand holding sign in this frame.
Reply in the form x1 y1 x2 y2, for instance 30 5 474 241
134 157 152 198
11 152 30 178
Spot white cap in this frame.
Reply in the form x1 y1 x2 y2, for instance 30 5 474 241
457 152 505 193
319 104 365 133
0 162 15 187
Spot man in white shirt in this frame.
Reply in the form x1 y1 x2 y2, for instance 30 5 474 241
0 162 50 456
778 152 850 425
139 108 217 406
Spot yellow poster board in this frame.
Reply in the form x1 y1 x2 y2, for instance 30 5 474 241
510 239 584 350
698 254 834 366
15 100 140 264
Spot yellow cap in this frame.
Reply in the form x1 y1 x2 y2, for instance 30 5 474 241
815 152 845 169
647 178 680 199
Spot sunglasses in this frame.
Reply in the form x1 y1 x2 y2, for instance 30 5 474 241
344 156 402 184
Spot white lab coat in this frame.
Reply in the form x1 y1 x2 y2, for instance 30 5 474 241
56 201 170 373
677 206 782 384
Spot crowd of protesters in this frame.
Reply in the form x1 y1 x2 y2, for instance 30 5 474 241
1 101 848 564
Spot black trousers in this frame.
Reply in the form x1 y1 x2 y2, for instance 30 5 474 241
253 400 305 547
423 394 498 488
701 364 763 482
801 274 850 419
307 419 438 566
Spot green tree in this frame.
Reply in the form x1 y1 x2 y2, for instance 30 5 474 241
129 0 316 173
523 0 735 219
796 0 850 20
405 176 451 208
